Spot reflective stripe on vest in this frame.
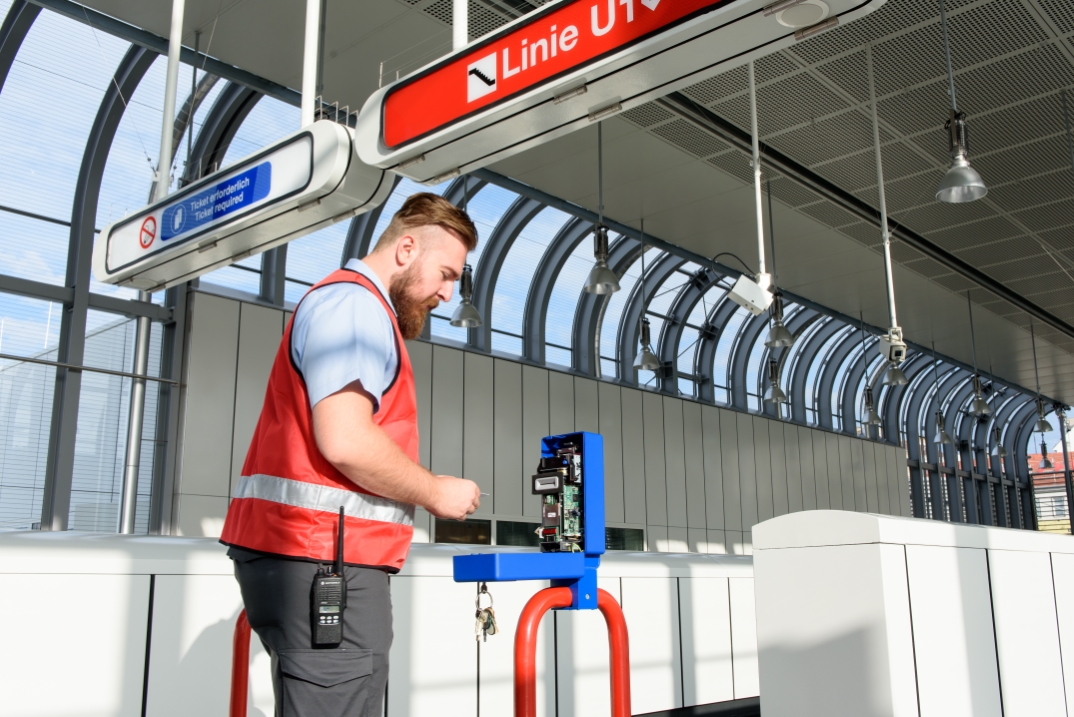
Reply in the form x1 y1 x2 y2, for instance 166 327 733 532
233 474 414 526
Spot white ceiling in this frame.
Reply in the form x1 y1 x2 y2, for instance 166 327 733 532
77 0 1074 403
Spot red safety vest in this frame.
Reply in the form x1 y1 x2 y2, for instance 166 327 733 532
220 268 417 571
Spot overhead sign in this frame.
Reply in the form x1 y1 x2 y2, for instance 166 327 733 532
104 139 310 276
356 0 885 184
94 121 393 291
384 0 730 148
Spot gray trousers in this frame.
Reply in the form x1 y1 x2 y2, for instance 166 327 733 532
230 547 393 717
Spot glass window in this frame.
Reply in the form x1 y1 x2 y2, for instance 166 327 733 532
490 206 570 356
435 518 491 545
496 520 539 547
0 294 60 529
69 310 162 533
544 236 594 366
605 526 645 551
711 304 748 404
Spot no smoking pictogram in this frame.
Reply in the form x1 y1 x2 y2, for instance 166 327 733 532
139 216 156 249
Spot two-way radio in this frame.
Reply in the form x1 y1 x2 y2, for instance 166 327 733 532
310 506 347 647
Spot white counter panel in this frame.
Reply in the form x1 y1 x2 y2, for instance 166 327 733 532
0 573 149 717
679 577 734 706
622 577 683 713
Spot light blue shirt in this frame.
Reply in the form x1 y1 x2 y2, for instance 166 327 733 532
291 259 398 411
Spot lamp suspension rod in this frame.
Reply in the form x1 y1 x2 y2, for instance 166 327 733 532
966 290 980 373
301 0 322 126
639 217 646 334
748 61 766 278
767 178 777 282
453 0 468 50
939 0 958 112
598 122 604 226
1031 318 1042 397
187 30 198 179
859 313 868 375
866 45 897 329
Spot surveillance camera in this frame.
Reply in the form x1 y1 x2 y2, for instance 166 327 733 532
727 273 774 317
878 327 907 363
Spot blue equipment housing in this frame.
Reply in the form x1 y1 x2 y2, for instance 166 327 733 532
453 432 605 610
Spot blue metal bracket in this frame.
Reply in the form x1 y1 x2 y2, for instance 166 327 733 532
453 431 605 610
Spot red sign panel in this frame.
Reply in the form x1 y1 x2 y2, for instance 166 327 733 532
383 0 730 149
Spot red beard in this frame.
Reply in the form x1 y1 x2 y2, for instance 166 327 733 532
390 263 439 340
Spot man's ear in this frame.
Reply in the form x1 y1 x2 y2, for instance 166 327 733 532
395 233 419 267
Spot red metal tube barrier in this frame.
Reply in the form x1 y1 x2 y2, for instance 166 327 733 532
230 609 251 717
514 587 631 717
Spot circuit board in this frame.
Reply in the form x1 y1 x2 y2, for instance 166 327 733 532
534 449 584 552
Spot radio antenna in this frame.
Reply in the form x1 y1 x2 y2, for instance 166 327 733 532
336 506 345 575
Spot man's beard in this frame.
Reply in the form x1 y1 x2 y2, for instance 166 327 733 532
389 262 439 340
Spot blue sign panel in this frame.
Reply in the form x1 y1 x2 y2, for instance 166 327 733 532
161 162 272 241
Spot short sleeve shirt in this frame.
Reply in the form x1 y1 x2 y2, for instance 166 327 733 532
290 259 398 411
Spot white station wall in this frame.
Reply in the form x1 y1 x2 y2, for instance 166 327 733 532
172 291 911 547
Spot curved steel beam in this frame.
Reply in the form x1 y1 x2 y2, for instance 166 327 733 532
618 252 686 387
520 214 590 362
695 296 743 404
41 45 157 530
574 234 642 378
657 266 719 394
0 1 38 93
840 339 880 439
774 307 822 421
476 195 544 353
172 72 220 189
816 330 860 432
788 318 840 424
880 352 931 444
728 311 773 412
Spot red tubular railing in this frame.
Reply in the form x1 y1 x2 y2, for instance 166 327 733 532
230 610 251 717
514 587 631 717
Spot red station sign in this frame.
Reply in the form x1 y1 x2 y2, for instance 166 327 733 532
383 0 731 149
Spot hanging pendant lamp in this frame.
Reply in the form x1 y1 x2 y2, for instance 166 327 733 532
931 344 953 445
764 182 794 349
935 0 987 203
988 366 1006 458
634 318 660 372
584 123 620 295
859 317 882 427
633 221 659 372
450 177 483 328
965 291 991 417
763 358 787 404
867 47 908 385
1039 437 1054 471
450 263 482 328
765 294 794 348
990 426 1007 458
1029 320 1055 433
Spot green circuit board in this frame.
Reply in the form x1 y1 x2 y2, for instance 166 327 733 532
562 484 582 542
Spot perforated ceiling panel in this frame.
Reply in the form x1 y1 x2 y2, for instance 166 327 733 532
617 0 1074 357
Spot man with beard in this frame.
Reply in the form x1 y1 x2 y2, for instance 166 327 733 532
220 193 482 717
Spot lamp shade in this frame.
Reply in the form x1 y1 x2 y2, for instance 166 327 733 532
936 154 987 204
1035 416 1055 433
864 387 882 426
882 363 908 386
765 321 794 349
1039 453 1054 471
450 264 483 328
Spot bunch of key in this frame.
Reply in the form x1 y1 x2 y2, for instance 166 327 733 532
475 582 498 642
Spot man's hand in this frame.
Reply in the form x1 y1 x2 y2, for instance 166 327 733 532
429 476 481 521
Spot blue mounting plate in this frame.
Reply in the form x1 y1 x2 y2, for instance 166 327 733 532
453 552 585 582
